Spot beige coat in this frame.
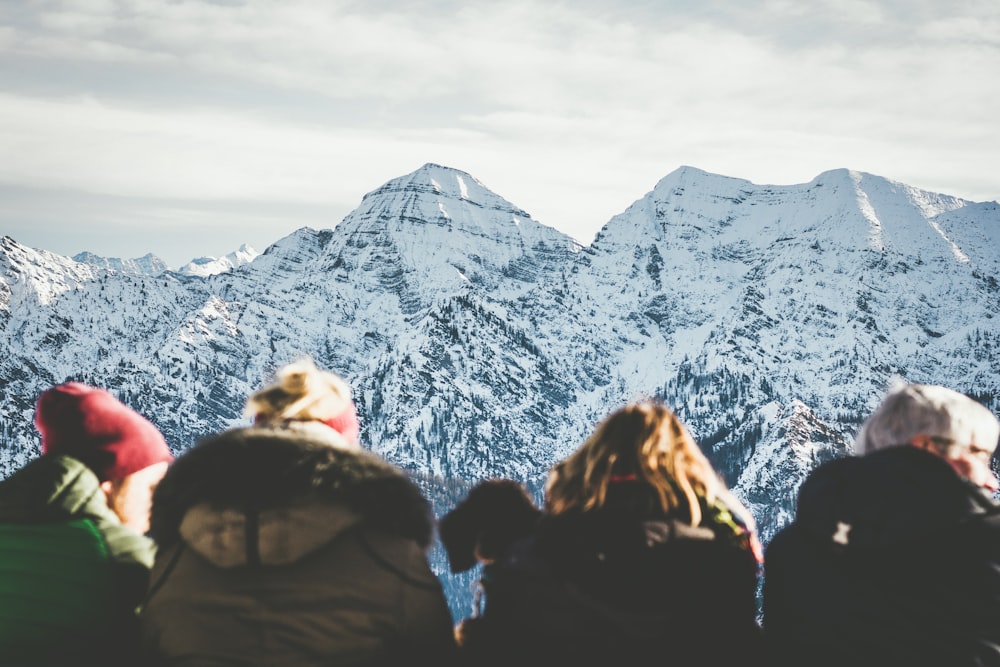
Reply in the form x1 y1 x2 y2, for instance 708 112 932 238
140 425 456 667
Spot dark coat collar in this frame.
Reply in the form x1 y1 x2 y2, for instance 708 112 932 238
795 445 1000 549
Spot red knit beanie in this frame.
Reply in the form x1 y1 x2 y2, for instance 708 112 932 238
35 382 173 482
322 400 360 444
251 400 360 444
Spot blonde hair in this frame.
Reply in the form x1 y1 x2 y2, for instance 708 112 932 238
245 359 352 425
545 402 724 526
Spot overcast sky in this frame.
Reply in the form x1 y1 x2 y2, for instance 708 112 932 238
1 0 997 269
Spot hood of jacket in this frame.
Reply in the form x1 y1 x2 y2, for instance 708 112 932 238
0 454 156 569
0 454 119 524
178 502 365 567
149 424 435 567
795 445 1000 551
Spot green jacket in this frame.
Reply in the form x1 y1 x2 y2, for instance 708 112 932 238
0 455 155 666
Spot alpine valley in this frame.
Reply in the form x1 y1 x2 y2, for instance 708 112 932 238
2 163 999 617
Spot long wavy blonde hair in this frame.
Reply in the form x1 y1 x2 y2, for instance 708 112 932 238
545 402 724 526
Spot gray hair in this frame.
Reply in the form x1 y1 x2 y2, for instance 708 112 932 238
854 383 1000 456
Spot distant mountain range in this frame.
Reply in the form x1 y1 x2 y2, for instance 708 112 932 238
175 244 259 277
3 163 998 617
74 244 259 277
72 250 170 276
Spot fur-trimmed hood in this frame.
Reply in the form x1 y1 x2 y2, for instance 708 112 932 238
0 455 115 524
149 424 435 566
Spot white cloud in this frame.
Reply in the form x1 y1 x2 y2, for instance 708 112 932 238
0 0 997 262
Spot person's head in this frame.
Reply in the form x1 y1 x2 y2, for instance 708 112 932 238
35 382 173 533
245 358 360 446
544 401 724 525
855 383 1000 491
439 479 541 572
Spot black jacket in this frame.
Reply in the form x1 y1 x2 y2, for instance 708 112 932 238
764 446 1000 667
444 480 763 667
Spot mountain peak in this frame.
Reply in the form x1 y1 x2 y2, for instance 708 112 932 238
812 167 854 180
317 165 581 301
360 163 533 220
656 165 753 190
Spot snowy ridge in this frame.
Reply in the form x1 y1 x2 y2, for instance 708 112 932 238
73 251 170 277
177 244 259 277
2 236 101 308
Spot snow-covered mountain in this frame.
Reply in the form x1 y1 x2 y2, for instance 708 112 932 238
73 250 170 276
177 244 259 277
2 162 998 614
73 245 258 277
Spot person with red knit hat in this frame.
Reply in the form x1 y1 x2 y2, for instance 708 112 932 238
0 381 174 667
36 382 174 532
141 359 456 667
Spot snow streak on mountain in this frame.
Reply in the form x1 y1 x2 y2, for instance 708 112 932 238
2 163 998 566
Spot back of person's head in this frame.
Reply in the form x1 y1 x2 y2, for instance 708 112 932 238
246 358 360 445
544 401 723 526
439 479 541 572
855 383 1000 457
34 381 173 482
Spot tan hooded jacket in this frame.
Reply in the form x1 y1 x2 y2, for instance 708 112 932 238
140 424 456 667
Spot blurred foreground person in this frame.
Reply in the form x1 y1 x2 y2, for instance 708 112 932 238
764 383 1000 667
140 359 455 667
440 401 763 667
0 382 173 666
